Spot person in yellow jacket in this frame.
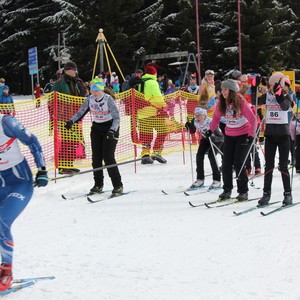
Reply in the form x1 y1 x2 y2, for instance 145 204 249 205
137 65 168 164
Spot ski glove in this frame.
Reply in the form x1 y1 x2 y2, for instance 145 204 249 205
273 81 284 103
35 170 48 187
185 121 191 130
65 120 74 130
107 129 116 140
246 136 254 144
205 129 212 138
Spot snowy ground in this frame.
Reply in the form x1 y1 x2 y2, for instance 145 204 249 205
8 147 300 300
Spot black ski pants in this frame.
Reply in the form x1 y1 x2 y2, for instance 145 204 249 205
90 125 122 188
263 135 291 194
222 134 249 194
196 138 222 182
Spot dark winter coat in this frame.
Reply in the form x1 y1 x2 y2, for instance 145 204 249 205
258 92 291 136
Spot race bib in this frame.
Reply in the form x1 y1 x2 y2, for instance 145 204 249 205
265 108 288 124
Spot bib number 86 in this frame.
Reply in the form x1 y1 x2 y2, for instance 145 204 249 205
270 112 279 118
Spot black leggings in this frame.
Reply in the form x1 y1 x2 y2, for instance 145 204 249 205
222 134 249 194
90 126 122 188
263 135 291 194
196 138 222 182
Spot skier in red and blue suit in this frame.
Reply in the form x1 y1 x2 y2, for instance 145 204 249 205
0 113 48 291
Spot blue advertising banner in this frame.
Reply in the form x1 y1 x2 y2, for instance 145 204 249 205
28 47 38 75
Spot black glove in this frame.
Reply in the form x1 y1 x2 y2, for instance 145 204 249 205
107 129 116 140
185 121 191 129
246 136 254 145
273 81 282 95
35 170 48 187
205 129 212 138
65 120 74 130
273 81 285 102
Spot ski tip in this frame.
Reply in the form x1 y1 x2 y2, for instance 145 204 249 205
46 276 55 280
184 192 190 196
233 211 238 215
87 197 94 203
260 211 267 216
61 194 67 200
31 276 56 282
161 190 168 195
204 203 211 208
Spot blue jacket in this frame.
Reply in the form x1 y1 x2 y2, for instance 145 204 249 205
0 93 14 104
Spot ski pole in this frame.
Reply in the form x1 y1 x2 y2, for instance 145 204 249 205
187 127 195 183
114 137 150 148
70 128 92 155
50 158 143 181
291 98 300 188
208 137 219 169
209 140 224 156
236 115 265 179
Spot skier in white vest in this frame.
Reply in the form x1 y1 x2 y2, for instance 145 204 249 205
0 114 48 291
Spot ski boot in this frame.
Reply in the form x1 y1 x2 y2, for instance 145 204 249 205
218 190 231 202
235 192 248 202
0 263 12 292
257 192 271 206
282 192 293 206
111 186 123 197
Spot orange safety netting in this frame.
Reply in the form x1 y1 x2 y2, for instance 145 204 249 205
7 89 201 176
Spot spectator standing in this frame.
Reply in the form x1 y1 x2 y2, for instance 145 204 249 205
34 83 44 108
0 78 5 95
44 75 58 93
111 76 120 93
0 113 48 291
201 70 215 86
0 86 15 116
165 80 177 117
128 69 144 91
185 74 200 144
283 77 296 165
34 83 43 98
121 75 131 92
289 108 300 173
51 60 88 175
138 65 168 164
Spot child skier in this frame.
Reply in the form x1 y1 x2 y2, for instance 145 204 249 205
185 106 224 189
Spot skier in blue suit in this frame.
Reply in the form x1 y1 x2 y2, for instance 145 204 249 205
0 113 48 291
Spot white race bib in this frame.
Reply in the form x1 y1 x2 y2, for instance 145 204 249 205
265 107 288 124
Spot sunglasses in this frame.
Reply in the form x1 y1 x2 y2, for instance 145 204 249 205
205 72 214 75
65 67 78 71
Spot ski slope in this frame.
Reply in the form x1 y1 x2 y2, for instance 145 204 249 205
10 149 300 300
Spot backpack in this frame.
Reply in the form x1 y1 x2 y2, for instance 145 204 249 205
128 76 152 94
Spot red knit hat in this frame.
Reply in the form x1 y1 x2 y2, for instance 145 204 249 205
144 65 157 75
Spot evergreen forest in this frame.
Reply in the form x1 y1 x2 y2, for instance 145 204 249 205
0 0 299 94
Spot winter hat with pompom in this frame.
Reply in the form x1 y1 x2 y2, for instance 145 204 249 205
268 72 285 87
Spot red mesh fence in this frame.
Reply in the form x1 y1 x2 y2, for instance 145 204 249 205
9 89 201 177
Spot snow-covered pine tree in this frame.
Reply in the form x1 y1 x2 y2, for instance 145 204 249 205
241 0 297 74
